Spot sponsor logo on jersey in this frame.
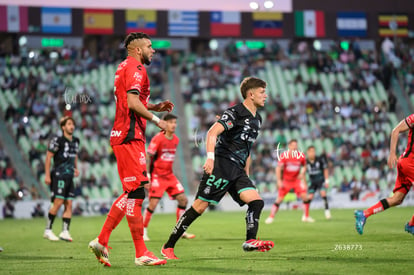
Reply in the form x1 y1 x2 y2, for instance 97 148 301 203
139 152 146 165
123 176 137 182
111 130 122 137
160 152 175 162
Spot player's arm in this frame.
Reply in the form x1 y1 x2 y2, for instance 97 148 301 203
74 156 79 177
148 101 174 113
127 93 167 130
388 118 410 168
300 165 307 186
44 151 54 185
323 168 329 188
276 165 282 189
203 122 225 175
244 154 251 176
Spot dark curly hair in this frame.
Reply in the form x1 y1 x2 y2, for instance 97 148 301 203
124 32 151 49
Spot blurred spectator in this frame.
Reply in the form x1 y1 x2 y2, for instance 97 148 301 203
16 181 29 200
3 199 15 218
350 176 362 200
7 188 19 201
99 203 109 215
73 203 84 216
31 203 45 217
340 177 351 192
30 185 39 200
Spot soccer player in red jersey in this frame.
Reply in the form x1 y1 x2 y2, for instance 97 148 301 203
88 32 174 267
143 114 195 241
265 139 313 224
355 113 414 235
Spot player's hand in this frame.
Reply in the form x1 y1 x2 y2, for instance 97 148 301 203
203 158 214 175
45 175 51 186
153 100 174 112
156 119 167 131
74 168 80 177
387 153 398 169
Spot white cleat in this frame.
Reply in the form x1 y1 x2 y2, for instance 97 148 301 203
325 210 331 219
43 229 59 241
88 238 111 267
59 230 73 242
143 228 150 241
302 216 315 223
181 232 196 239
265 217 274 224
135 251 167 266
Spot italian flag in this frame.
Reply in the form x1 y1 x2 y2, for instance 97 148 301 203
295 10 325 37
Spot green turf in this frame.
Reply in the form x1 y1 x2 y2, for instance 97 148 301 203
0 207 413 274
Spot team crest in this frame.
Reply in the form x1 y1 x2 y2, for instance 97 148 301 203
204 186 211 195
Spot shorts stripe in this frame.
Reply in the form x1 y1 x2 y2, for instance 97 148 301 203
55 195 66 200
237 187 256 194
198 196 219 205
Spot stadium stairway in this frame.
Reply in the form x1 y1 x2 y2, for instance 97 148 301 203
392 76 413 116
0 116 47 198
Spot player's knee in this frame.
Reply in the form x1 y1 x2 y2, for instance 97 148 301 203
177 195 188 207
248 199 264 211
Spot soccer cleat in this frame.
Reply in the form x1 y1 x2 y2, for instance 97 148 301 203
88 238 111 267
181 232 196 239
43 229 59 241
161 245 179 260
302 216 315 223
143 228 150 241
59 230 73 242
354 210 367 235
135 251 167 266
325 210 332 219
405 223 414 235
242 239 274 252
265 217 274 224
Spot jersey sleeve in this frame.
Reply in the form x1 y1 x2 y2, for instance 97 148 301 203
278 157 285 167
48 136 59 153
405 114 414 128
125 64 146 95
217 108 237 131
147 135 160 155
301 155 306 166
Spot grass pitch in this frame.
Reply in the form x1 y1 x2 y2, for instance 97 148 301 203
0 207 413 274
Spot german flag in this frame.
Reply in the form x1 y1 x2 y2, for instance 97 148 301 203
378 14 408 37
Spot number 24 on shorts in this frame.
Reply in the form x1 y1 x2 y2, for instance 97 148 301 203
206 175 229 190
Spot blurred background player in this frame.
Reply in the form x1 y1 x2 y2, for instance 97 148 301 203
161 77 274 260
355 113 414 235
265 139 312 224
305 146 331 220
43 116 79 242
88 32 174 267
143 113 195 241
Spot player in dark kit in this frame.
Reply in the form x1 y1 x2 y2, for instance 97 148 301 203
89 32 174 267
43 116 79 242
305 146 331 220
161 77 274 260
355 113 414 235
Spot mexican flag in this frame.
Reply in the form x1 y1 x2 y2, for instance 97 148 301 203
295 10 325 37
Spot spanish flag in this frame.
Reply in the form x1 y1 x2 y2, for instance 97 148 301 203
378 14 408 37
84 9 113 34
126 10 156 35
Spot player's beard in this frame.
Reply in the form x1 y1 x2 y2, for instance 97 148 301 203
143 53 151 65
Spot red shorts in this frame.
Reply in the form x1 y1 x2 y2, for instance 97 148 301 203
112 140 149 193
149 173 184 199
278 179 307 199
393 157 414 195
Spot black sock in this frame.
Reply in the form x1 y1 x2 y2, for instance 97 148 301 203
274 202 280 207
322 196 329 210
164 207 200 249
46 213 56 230
146 207 154 214
380 198 390 210
62 217 71 231
246 200 264 241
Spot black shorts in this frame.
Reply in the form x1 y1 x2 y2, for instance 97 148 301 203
308 180 326 194
50 171 75 201
195 157 256 206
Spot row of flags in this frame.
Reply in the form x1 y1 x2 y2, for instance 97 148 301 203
0 6 410 38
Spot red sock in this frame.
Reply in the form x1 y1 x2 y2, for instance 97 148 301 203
363 201 385 218
409 215 414 226
125 198 147 258
143 208 153 228
176 206 186 222
98 194 127 246
304 203 310 218
269 203 279 218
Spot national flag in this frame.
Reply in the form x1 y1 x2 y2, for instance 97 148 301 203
0 5 28 32
295 10 325 37
41 7 71 34
210 11 240 36
168 10 198 36
378 14 408 37
337 12 367 37
84 9 113 34
126 10 156 35
252 12 283 37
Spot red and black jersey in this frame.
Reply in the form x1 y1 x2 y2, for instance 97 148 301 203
110 56 150 146
402 113 414 158
147 132 179 176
